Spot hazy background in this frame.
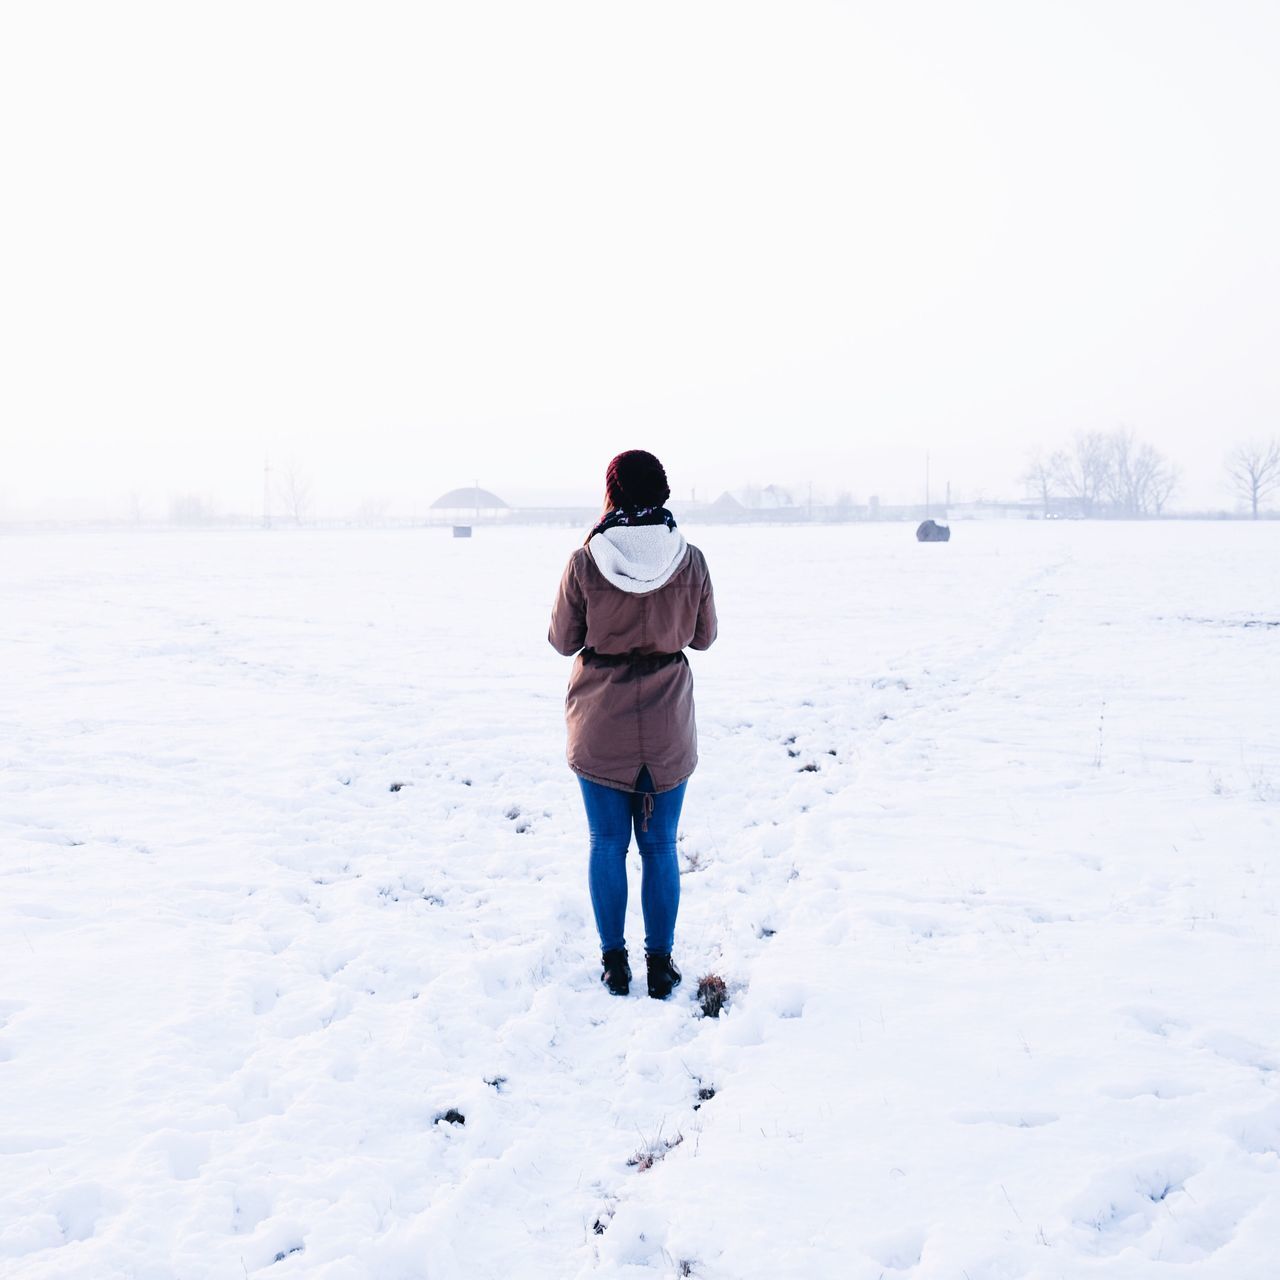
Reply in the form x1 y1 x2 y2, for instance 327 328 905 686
2 0 1277 520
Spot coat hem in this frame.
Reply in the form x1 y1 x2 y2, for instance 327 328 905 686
568 760 694 795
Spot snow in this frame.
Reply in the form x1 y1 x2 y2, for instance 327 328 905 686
1 521 1277 1279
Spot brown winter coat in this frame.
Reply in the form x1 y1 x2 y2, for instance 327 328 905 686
548 542 717 792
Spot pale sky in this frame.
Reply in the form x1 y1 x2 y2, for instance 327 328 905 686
2 1 1277 518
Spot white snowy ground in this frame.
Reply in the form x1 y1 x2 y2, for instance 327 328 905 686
1 521 1277 1280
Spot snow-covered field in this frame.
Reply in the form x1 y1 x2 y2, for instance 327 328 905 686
2 521 1278 1279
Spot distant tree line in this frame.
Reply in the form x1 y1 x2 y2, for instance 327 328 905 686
1022 429 1180 517
1022 429 1280 518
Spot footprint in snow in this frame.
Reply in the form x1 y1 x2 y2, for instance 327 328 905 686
951 1109 1058 1128
864 1225 925 1271
1066 1155 1206 1258
1100 1079 1200 1101
231 1186 272 1235
50 1182 117 1245
1200 1030 1280 1073
1120 1005 1187 1038
1226 1100 1280 1155
0 999 29 1028
146 1130 210 1181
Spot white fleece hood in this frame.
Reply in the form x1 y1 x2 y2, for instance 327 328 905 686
588 524 689 594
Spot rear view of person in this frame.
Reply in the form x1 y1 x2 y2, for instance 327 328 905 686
548 450 718 999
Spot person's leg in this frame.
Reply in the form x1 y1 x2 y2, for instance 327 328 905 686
631 773 686 956
578 777 634 953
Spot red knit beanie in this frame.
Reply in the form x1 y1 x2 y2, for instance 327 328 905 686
605 450 670 510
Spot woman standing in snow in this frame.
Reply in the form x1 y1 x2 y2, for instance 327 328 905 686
549 450 718 999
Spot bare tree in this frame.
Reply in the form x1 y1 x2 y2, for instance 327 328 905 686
1148 459 1179 514
356 495 392 526
1103 428 1140 515
170 492 217 525
1049 432 1110 516
1021 450 1055 515
276 459 312 526
1226 438 1280 518
1104 428 1178 516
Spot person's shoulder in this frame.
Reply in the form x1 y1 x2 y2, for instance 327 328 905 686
564 543 597 580
684 541 711 575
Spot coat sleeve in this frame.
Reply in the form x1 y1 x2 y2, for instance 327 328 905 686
689 560 718 650
548 553 588 655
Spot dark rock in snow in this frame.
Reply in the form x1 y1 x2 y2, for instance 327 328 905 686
916 519 951 542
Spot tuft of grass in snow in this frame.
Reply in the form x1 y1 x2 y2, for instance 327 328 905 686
627 1129 683 1171
696 974 729 1018
1243 762 1276 802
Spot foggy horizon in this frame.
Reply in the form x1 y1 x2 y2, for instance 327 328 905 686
4 2 1278 520
0 439 1270 524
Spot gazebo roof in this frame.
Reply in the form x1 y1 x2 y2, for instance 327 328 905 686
430 486 509 510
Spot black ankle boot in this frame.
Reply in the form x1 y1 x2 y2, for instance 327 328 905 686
645 952 682 1000
601 948 630 996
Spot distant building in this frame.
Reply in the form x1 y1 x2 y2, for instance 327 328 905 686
759 484 795 509
705 491 747 522
740 483 802 521
428 486 511 524
949 500 1041 520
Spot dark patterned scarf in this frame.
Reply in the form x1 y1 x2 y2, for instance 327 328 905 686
585 505 678 544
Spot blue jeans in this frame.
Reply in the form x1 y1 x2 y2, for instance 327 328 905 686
578 767 686 956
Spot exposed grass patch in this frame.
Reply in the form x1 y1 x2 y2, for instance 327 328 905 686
696 974 729 1018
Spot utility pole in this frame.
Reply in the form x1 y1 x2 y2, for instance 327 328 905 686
263 456 272 529
925 452 931 518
